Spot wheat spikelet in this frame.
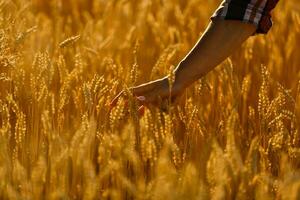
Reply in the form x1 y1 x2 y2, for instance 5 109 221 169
150 45 179 79
168 65 175 94
74 53 85 74
258 66 271 135
109 98 125 130
140 111 158 166
83 82 92 110
15 25 37 45
277 82 295 105
129 40 139 86
241 74 252 100
57 55 68 84
268 120 286 151
265 93 284 121
59 35 80 48
15 112 26 149
163 113 173 140
90 74 104 96
0 102 11 138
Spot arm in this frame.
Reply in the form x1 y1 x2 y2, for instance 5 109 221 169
111 19 256 106
173 19 256 90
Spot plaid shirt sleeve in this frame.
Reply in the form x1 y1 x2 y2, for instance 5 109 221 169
211 0 280 34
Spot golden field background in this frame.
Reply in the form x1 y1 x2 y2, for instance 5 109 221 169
0 0 300 199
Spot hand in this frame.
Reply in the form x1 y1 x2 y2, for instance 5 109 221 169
110 77 184 109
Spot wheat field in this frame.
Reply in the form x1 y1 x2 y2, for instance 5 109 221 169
0 0 300 199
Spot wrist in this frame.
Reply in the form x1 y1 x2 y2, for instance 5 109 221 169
173 61 195 90
162 74 185 96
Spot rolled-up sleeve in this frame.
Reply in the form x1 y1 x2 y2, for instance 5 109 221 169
211 0 280 34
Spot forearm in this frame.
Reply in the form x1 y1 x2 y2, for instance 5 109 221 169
173 19 256 89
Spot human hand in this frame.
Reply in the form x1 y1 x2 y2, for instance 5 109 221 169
110 77 183 111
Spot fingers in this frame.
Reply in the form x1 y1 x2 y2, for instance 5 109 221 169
110 93 145 111
109 84 151 109
110 91 146 116
109 78 179 114
110 90 178 111
109 91 124 109
110 79 166 108
138 105 145 116
110 94 175 119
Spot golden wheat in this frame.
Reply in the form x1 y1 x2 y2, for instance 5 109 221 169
0 0 299 199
